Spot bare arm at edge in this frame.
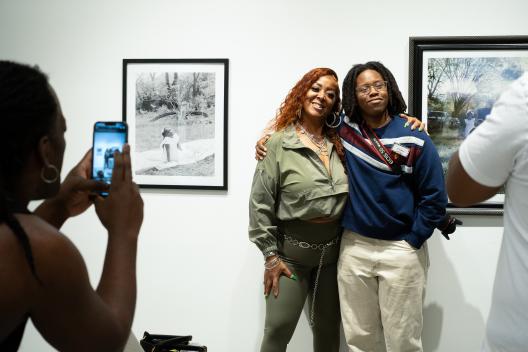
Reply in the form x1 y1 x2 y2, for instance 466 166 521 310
446 151 501 207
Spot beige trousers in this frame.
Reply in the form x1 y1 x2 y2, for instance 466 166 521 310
337 230 429 352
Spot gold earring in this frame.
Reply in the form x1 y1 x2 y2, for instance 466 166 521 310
40 164 59 184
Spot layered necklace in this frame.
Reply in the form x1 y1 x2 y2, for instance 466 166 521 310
296 122 328 156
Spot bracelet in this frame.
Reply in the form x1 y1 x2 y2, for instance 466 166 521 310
263 250 277 258
264 256 281 270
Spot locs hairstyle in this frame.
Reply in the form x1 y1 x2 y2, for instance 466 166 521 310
341 61 407 123
0 60 58 280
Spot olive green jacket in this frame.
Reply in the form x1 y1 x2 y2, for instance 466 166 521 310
248 125 349 254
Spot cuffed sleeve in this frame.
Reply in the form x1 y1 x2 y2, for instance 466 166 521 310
248 138 280 255
405 135 448 249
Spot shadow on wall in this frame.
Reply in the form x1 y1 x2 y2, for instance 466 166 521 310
229 250 269 352
422 235 486 352
238 229 492 352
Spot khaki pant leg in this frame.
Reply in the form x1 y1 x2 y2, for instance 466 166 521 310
337 230 386 352
378 241 429 352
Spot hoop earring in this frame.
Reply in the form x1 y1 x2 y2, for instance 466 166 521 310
325 112 342 128
41 164 59 184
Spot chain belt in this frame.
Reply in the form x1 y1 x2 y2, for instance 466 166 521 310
283 234 339 250
282 234 340 327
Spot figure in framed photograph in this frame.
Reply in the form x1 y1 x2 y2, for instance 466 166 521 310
160 127 182 163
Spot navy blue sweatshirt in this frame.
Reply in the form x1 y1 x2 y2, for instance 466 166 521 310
338 115 447 249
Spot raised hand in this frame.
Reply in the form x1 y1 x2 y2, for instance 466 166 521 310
58 149 109 216
94 144 143 239
400 113 427 133
35 149 108 228
255 135 270 161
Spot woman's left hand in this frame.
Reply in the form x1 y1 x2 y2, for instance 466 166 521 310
57 149 109 216
400 113 427 133
35 149 108 227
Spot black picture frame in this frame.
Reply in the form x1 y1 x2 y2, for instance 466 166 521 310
409 36 528 215
123 58 228 190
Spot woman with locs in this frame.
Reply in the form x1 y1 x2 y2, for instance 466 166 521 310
0 61 143 351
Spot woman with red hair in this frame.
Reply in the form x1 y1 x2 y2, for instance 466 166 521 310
249 68 348 351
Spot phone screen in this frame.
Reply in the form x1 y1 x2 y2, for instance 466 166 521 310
91 121 128 195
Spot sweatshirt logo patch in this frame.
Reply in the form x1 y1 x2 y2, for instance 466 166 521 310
391 143 410 158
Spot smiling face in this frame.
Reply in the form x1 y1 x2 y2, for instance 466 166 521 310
301 75 338 121
355 69 389 119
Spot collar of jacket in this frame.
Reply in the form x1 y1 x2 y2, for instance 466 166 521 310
281 124 335 153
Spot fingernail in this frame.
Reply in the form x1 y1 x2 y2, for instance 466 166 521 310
419 126 424 131
290 273 298 281
404 122 409 127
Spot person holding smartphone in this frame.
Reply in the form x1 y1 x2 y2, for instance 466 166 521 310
0 61 143 351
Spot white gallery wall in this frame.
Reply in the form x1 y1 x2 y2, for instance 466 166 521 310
1 0 526 351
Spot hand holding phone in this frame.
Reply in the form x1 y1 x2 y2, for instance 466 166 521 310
93 143 144 239
91 121 128 196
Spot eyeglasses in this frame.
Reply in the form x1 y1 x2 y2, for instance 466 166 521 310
356 81 388 95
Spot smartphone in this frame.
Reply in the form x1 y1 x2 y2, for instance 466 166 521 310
91 121 128 196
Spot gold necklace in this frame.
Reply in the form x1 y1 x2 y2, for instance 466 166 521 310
296 122 328 156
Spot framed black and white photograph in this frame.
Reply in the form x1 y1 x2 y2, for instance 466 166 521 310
409 36 528 214
123 59 228 190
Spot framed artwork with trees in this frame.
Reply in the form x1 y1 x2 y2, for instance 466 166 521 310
123 59 228 190
409 36 528 214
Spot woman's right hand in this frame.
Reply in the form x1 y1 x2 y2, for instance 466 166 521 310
255 135 270 160
264 256 294 298
94 144 143 239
